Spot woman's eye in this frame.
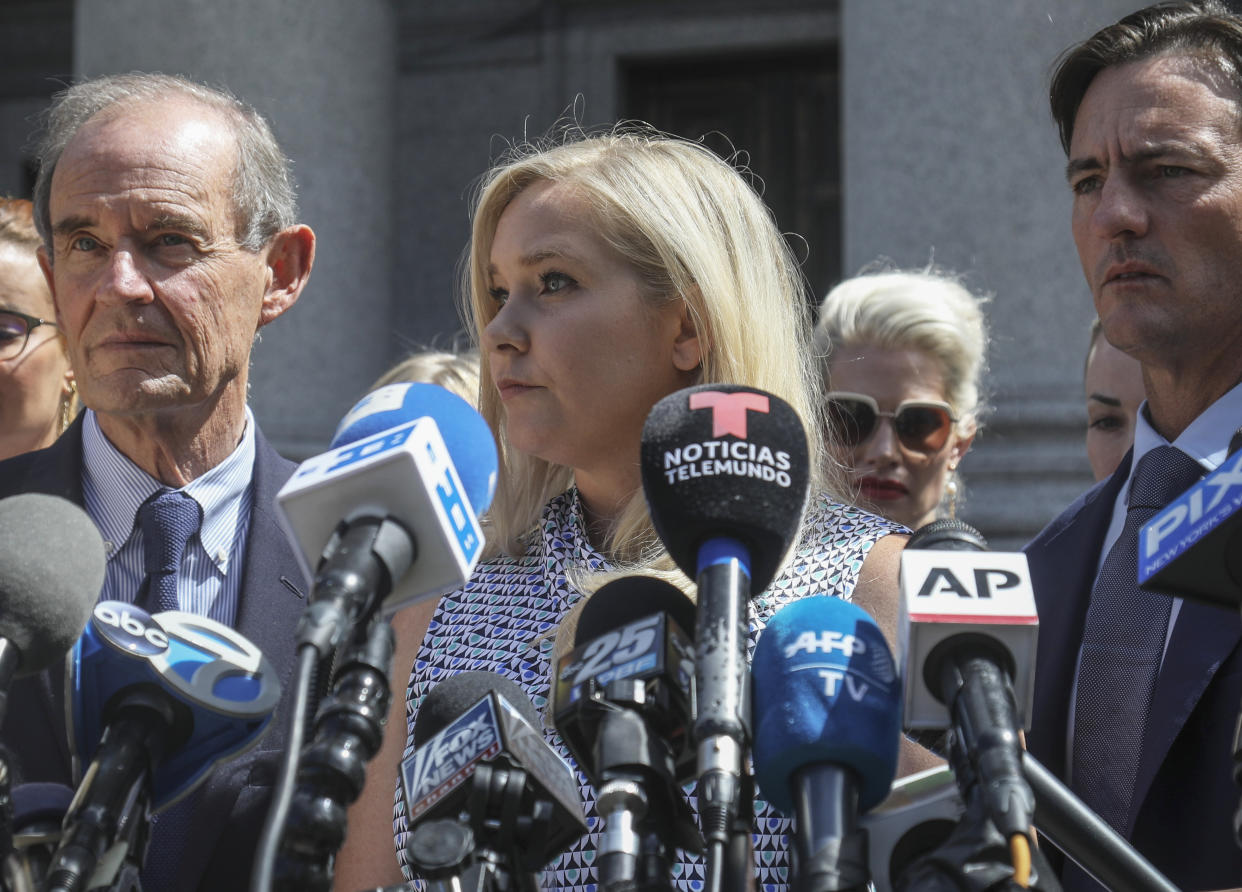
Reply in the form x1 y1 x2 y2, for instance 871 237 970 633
541 271 573 293
157 233 189 247
488 287 508 307
1089 414 1124 433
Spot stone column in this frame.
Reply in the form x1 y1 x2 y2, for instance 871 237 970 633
74 0 397 457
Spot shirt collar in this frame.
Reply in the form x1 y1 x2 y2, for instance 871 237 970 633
81 407 257 573
1129 378 1242 492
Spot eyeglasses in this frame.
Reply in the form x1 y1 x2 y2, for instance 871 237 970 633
825 391 958 453
0 308 59 361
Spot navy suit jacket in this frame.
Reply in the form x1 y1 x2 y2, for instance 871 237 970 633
1025 450 1242 890
0 415 309 890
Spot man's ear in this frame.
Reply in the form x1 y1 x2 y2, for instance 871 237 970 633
259 224 315 327
671 298 702 372
36 247 60 320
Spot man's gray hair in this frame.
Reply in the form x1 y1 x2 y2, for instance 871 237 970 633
33 72 298 253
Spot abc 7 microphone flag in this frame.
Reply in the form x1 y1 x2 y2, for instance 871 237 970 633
72 601 281 808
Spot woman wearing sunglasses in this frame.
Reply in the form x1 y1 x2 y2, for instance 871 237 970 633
0 197 76 462
813 267 989 532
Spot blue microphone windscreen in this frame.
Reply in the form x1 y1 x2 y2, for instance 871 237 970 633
331 382 498 514
751 596 902 815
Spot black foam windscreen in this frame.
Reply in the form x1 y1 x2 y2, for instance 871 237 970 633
0 493 105 675
573 576 697 647
907 517 988 552
412 670 542 748
640 384 810 593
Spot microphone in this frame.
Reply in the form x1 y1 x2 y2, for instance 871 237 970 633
401 671 588 882
751 595 902 892
898 519 1037 845
0 493 105 719
1138 446 1242 608
552 576 701 889
275 382 498 655
49 602 280 891
857 768 963 892
640 384 811 879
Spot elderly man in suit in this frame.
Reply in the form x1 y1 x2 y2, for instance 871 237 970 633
1026 2 1242 890
0 72 314 890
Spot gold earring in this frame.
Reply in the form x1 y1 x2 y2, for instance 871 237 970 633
59 377 78 435
945 473 959 519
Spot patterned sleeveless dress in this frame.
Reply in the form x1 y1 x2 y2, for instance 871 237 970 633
392 487 902 891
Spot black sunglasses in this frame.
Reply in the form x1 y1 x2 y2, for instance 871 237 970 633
0 308 59 362
825 391 958 453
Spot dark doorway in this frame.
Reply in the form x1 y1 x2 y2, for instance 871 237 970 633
623 47 841 307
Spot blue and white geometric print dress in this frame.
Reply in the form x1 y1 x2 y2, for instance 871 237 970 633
393 487 901 891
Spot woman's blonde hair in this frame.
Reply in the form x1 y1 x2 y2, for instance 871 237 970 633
813 265 991 429
370 348 482 408
464 125 839 570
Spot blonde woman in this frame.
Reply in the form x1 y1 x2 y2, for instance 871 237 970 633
814 267 990 532
337 129 919 891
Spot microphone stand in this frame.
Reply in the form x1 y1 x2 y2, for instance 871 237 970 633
895 735 1060 892
274 617 395 891
407 763 549 892
1022 754 1179 892
45 690 179 892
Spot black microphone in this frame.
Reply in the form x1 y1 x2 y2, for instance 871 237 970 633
401 671 588 887
640 384 811 887
552 575 702 889
899 520 1037 849
0 494 105 722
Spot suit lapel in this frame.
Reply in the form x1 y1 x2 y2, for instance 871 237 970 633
1025 456 1129 779
1131 597 1242 824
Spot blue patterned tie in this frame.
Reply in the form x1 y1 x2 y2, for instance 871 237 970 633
134 489 202 890
1071 446 1203 837
137 489 201 614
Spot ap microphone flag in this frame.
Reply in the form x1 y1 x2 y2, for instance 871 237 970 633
898 530 1038 730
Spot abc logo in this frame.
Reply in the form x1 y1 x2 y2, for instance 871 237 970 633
93 602 168 657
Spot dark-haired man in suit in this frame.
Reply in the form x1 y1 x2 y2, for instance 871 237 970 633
0 72 314 891
1026 2 1242 890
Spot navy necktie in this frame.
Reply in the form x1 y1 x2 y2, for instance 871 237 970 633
1071 446 1203 836
137 488 201 614
134 489 202 891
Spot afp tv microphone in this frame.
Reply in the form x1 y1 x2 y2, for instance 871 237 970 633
752 595 902 892
553 575 701 890
49 602 280 892
640 384 811 887
899 520 1037 866
401 671 587 886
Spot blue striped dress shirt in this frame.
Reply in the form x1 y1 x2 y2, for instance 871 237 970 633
80 407 257 627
